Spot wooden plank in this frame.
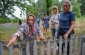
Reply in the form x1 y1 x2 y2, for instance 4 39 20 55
33 40 37 55
64 39 67 55
69 36 72 55
0 41 5 55
9 46 14 55
26 43 30 55
40 41 44 55
82 43 85 55
74 36 78 55
80 35 85 55
18 42 22 55
53 38 57 55
59 37 62 55
47 39 50 55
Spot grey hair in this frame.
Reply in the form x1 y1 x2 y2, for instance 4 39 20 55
61 0 72 11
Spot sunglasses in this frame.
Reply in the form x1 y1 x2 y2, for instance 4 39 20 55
62 5 69 7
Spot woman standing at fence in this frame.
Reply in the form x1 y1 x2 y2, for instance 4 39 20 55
57 0 75 55
50 6 59 40
7 14 45 55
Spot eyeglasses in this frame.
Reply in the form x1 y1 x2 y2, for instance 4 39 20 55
62 5 69 7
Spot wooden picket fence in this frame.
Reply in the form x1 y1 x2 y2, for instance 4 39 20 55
0 36 80 55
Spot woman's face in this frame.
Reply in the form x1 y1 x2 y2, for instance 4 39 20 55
27 16 35 25
62 3 70 12
53 9 57 14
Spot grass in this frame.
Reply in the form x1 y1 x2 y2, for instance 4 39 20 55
0 18 85 43
0 18 85 55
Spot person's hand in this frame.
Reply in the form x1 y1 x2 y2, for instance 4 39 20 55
51 21 55 25
64 33 69 40
51 21 55 27
40 35 45 40
7 36 17 47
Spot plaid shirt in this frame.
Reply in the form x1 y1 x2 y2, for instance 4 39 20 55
13 22 43 40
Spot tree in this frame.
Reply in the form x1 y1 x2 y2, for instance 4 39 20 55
78 0 85 16
71 0 81 17
0 0 15 18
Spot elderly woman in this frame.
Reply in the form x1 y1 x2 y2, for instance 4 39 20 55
7 14 45 55
57 0 75 55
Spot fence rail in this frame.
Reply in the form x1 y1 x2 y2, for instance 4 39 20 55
0 36 80 55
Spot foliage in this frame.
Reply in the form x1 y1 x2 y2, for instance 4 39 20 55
78 0 85 16
12 18 19 23
0 0 15 18
0 17 11 24
71 0 81 17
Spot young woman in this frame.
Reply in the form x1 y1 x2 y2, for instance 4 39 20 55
50 6 59 40
57 0 75 55
7 14 45 55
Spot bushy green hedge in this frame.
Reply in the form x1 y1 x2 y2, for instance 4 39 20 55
12 18 19 23
0 17 19 24
0 18 11 24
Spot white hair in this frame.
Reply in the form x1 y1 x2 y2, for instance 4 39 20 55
61 0 72 11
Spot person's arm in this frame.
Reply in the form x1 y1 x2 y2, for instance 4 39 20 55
67 21 75 35
36 23 45 40
64 21 75 40
64 12 75 40
7 24 25 47
50 16 55 26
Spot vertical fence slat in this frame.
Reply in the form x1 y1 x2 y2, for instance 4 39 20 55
59 37 62 55
0 42 5 55
64 39 67 55
26 43 30 55
9 46 14 55
69 36 72 55
33 40 37 55
47 39 50 55
40 41 44 55
53 38 57 55
18 42 22 55
0 42 2 55
82 43 85 55
74 36 78 55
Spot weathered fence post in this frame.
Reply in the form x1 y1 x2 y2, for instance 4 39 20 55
59 36 62 55
40 40 44 55
74 36 78 55
0 41 5 55
9 45 14 55
69 36 73 55
33 40 37 55
64 39 67 55
26 42 30 55
47 39 50 55
80 36 85 55
53 38 57 55
18 42 22 55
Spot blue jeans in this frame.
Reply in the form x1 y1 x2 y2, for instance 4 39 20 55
51 28 57 40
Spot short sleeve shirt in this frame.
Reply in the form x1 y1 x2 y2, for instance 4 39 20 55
59 11 75 29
